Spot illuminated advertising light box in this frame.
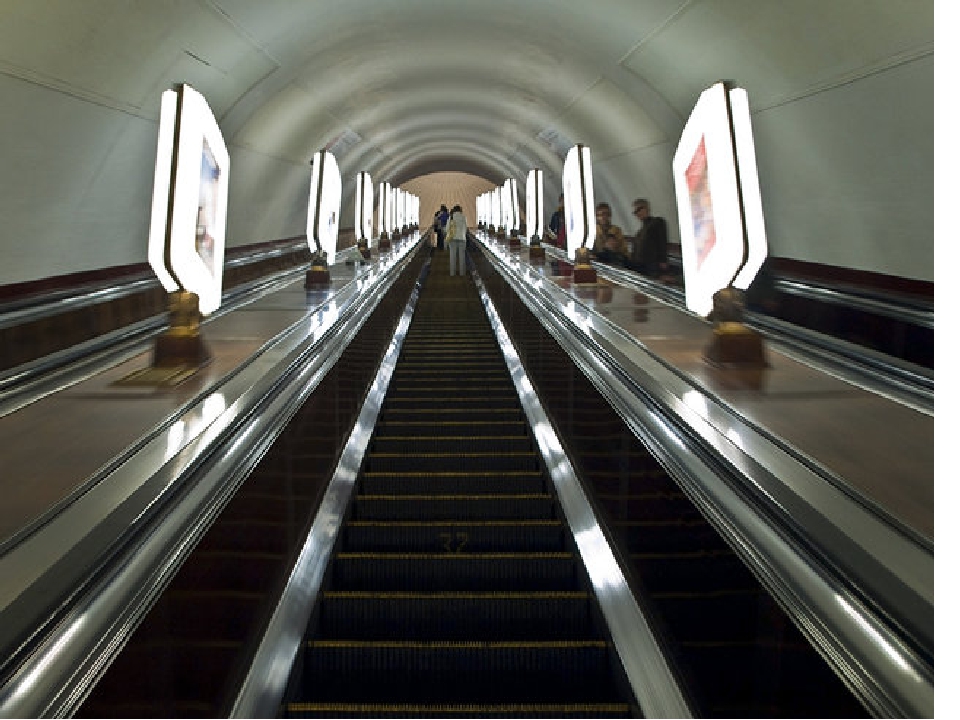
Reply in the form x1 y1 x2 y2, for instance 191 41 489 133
147 83 230 316
493 187 502 229
562 144 596 262
355 172 374 242
385 184 394 233
728 87 769 291
526 169 544 239
508 178 520 232
672 82 768 317
378 182 388 235
501 180 513 231
306 150 342 260
393 188 401 231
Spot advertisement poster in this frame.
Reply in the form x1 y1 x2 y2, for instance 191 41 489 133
685 135 716 271
196 139 220 279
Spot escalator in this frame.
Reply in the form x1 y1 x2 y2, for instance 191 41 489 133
74 240 878 718
474 245 872 718
281 253 638 716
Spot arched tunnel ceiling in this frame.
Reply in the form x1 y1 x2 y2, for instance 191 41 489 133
1 0 931 189
0 0 935 284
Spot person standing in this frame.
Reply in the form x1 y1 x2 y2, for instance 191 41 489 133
628 198 669 277
446 204 468 276
547 193 566 250
593 202 627 265
436 204 449 251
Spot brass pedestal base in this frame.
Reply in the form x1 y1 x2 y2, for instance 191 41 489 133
152 330 212 369
379 237 392 251
116 290 210 386
573 265 597 284
529 246 545 263
359 247 371 260
305 266 331 288
508 236 521 250
703 322 767 367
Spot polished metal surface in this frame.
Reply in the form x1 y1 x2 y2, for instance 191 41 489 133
475 232 933 718
0 244 352 419
544 243 933 415
0 236 423 718
230 259 424 718
472 264 693 718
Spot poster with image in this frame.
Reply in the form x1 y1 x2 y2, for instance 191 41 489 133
196 139 220 279
685 135 716 271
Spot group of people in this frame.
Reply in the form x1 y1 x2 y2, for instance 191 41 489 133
546 193 670 279
432 203 468 276
432 192 669 281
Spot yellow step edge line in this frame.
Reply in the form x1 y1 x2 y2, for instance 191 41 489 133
360 471 542 477
374 436 528 441
321 590 588 599
285 703 630 714
355 494 551 501
366 452 535 458
306 639 608 649
345 519 560 526
336 552 573 559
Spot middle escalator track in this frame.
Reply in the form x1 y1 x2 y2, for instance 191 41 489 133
283 254 639 717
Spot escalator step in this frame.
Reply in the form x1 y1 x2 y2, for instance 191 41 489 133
342 519 564 552
387 386 515 399
352 494 556 521
301 640 616 702
375 420 528 437
382 400 519 415
331 552 579 591
285 701 632 717
359 471 544 495
316 590 594 639
365 452 539 473
379 408 524 423
369 436 532 454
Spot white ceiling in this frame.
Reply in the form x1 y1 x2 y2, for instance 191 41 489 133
0 0 936 283
0 0 930 182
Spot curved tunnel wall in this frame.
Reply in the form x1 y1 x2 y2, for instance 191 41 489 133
0 1 933 287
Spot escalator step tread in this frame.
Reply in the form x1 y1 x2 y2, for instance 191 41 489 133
284 701 633 717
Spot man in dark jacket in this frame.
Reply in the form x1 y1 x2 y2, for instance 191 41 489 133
628 198 668 277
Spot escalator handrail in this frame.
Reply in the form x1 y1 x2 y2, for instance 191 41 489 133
0 236 424 718
0 244 359 417
475 232 933 719
543 243 933 411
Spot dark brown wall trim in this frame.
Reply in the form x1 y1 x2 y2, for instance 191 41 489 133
0 236 310 305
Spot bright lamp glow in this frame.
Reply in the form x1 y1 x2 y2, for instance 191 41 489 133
526 169 544 239
507 178 519 232
501 180 513 232
147 83 230 315
377 182 388 235
384 183 393 233
673 81 761 317
355 172 374 241
562 144 596 262
729 88 769 291
306 150 342 261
